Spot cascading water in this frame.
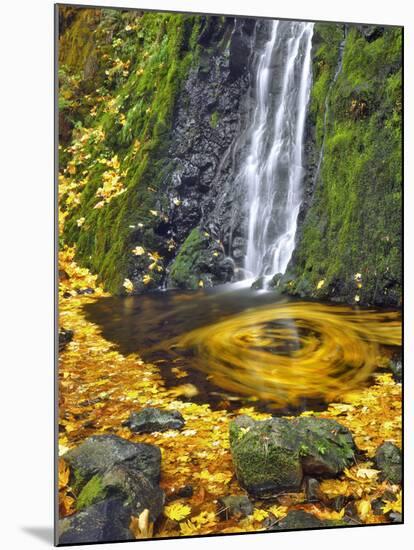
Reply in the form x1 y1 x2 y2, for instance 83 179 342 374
239 20 314 283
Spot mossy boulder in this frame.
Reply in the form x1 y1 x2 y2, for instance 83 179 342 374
63 434 161 491
167 227 231 289
375 441 402 484
229 415 355 497
77 463 165 520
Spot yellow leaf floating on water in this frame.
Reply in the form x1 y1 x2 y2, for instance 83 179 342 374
164 502 192 522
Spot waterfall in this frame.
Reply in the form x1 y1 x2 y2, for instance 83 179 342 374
240 20 314 282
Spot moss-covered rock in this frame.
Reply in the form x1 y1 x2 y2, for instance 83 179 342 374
229 415 355 497
76 474 106 510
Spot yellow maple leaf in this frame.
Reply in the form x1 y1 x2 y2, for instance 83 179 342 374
356 467 380 480
382 491 402 515
143 274 152 285
164 502 192 522
268 505 288 518
132 246 145 256
251 508 268 522
58 458 70 489
123 278 134 292
356 498 371 520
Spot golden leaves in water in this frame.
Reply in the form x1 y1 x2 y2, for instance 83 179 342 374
176 301 401 406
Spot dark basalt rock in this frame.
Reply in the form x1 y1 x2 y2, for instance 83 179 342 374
304 477 324 503
76 463 165 522
157 18 259 290
59 497 133 544
123 407 185 434
229 415 355 497
76 287 95 295
375 442 402 484
269 510 344 531
63 434 161 489
218 495 253 519
389 352 402 383
59 328 74 352
165 484 194 502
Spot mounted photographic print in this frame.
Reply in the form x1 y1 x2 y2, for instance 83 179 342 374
55 3 403 545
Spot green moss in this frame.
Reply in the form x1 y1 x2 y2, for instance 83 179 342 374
168 228 206 289
210 111 219 128
60 8 202 293
292 25 402 306
76 474 106 510
229 419 303 494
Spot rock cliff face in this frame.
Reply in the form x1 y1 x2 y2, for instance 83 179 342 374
286 23 402 306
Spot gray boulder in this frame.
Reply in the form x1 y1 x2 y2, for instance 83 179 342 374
123 407 185 433
77 463 164 522
375 442 402 484
269 510 345 531
218 495 253 519
229 415 355 497
63 434 161 490
59 497 133 544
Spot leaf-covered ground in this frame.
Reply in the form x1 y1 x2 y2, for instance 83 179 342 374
58 247 402 538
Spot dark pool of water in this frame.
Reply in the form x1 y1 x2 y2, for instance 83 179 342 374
83 285 401 414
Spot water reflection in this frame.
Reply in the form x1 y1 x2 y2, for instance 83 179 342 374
84 288 401 409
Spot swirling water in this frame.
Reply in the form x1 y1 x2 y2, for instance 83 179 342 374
84 288 401 411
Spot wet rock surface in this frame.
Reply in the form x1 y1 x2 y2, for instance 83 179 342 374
59 328 74 352
218 495 253 519
123 407 185 433
229 415 355 497
375 441 402 484
63 434 161 488
268 510 344 531
59 497 134 544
